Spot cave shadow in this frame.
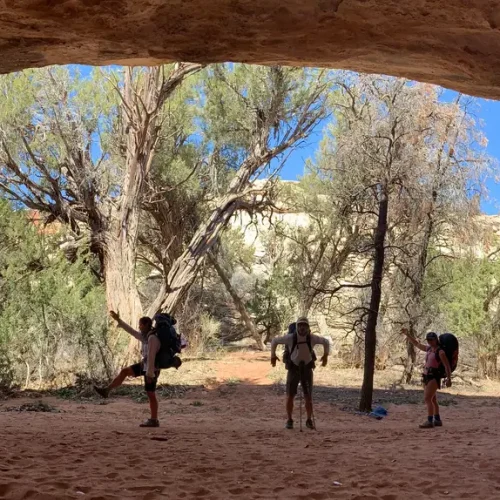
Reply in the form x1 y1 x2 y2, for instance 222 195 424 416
3 377 500 411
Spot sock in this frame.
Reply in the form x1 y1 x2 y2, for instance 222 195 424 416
427 416 433 423
434 414 441 422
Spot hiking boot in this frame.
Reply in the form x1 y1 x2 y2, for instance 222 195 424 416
140 419 160 428
434 420 443 427
306 418 315 430
419 420 434 429
94 386 109 399
285 419 294 430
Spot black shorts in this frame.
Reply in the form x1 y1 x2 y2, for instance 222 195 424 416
130 362 160 393
286 362 314 397
422 372 442 389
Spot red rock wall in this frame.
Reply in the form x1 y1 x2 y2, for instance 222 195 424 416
1 0 500 98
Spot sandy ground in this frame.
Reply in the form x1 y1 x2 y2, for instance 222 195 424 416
2 352 500 500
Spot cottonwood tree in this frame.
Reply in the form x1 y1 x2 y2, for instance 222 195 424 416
0 65 330 361
386 91 488 382
0 64 201 332
317 76 486 411
152 66 331 315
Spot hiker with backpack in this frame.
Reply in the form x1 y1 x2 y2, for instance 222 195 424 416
95 311 182 428
401 328 458 429
271 317 330 430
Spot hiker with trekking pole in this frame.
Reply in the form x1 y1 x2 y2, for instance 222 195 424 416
401 328 459 429
271 317 330 430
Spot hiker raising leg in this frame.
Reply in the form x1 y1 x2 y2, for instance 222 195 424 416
401 328 452 428
271 317 330 430
94 311 161 428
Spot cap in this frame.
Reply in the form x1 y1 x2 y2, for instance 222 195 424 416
296 316 309 326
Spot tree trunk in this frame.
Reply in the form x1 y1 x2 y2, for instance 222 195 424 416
152 91 326 316
403 338 417 383
157 157 274 315
478 352 498 378
104 233 144 364
103 66 202 363
156 196 237 314
402 336 417 384
299 298 314 320
209 255 264 351
351 335 363 369
359 190 389 413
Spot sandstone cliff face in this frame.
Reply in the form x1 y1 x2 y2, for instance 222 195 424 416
1 1 500 98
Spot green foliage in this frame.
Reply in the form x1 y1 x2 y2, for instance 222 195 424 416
152 69 203 194
187 312 221 356
0 200 108 388
272 172 362 313
246 230 297 341
202 65 329 185
0 67 121 207
0 65 497 383
427 254 500 356
219 228 255 273
0 347 15 393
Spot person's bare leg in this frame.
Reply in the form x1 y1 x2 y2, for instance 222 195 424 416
286 396 294 420
432 392 443 425
305 396 313 420
108 367 134 391
95 366 134 398
147 391 158 420
432 393 439 415
424 381 438 416
420 380 438 428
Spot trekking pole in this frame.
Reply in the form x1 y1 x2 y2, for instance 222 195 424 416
309 377 317 431
299 362 304 433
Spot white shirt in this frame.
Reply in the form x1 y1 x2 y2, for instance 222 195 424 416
271 333 330 366
117 319 160 377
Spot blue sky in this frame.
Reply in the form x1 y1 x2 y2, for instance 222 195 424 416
76 65 500 214
280 91 500 215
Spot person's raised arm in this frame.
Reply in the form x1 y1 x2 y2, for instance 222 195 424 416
270 335 288 366
400 328 427 352
439 349 453 387
109 310 143 341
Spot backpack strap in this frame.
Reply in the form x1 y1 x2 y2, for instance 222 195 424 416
435 347 447 376
295 334 314 355
306 334 313 355
291 333 298 354
435 347 443 364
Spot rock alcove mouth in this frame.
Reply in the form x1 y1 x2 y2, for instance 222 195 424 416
1 0 500 98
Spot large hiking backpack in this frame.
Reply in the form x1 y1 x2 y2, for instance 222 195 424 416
154 314 183 369
437 333 459 376
282 322 316 370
